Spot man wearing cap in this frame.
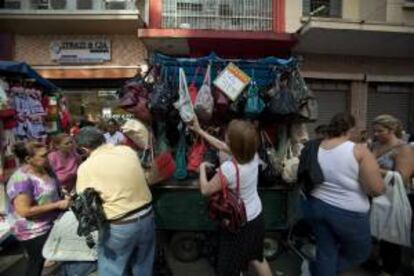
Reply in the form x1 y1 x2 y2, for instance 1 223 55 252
75 127 154 276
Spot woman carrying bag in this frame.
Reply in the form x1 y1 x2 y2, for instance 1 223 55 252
188 117 272 276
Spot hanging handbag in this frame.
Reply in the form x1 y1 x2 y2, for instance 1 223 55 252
119 80 152 123
173 125 188 180
266 72 298 118
258 131 280 186
281 141 300 184
194 65 214 121
208 159 247 233
262 130 283 177
174 68 195 123
244 80 265 119
150 67 176 119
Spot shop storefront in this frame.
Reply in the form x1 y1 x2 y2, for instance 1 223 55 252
13 34 148 122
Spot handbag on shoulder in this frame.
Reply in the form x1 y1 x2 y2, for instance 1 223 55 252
208 159 247 232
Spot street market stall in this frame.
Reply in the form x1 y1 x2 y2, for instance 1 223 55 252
117 53 317 261
0 61 70 245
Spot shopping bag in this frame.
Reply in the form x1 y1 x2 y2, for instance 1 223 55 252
174 68 195 123
194 65 214 121
370 171 412 247
281 141 300 184
187 138 208 173
42 211 98 261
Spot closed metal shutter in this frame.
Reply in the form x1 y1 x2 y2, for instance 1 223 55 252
306 80 349 136
367 84 413 131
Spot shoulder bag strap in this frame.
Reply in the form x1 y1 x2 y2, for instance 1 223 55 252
231 159 240 197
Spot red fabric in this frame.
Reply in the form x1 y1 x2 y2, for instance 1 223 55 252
187 139 207 172
188 84 198 105
155 152 176 179
0 108 16 119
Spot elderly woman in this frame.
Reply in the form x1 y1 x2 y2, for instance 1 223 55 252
302 113 384 275
189 118 272 276
6 141 71 276
371 114 414 275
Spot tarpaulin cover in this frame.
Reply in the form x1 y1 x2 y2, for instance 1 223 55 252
0 60 59 91
150 52 297 89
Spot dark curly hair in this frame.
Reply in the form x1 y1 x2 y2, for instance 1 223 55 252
327 113 356 138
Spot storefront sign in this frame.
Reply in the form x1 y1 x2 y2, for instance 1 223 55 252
213 63 251 101
98 90 118 98
50 40 111 64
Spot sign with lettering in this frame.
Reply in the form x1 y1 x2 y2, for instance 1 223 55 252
213 63 251 101
50 40 111 64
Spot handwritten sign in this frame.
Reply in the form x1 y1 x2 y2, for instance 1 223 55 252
213 63 251 101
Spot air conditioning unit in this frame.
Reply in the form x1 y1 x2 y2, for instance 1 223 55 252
77 0 93 10
105 0 126 10
4 0 22 9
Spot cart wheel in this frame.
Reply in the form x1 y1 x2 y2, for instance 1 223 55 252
263 233 281 261
170 232 201 262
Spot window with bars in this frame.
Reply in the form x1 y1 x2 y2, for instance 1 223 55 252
303 0 342 18
162 0 273 31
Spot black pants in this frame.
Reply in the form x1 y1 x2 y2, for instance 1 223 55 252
20 233 49 276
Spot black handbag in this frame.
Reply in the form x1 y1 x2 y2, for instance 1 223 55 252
150 67 177 118
266 73 298 118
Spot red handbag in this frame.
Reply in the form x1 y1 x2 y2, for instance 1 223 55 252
187 138 207 173
208 159 247 232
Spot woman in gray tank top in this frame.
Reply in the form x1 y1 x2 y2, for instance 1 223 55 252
371 114 414 276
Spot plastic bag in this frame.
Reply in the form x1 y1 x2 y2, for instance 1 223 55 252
194 65 214 121
42 211 98 261
187 138 208 173
174 68 195 123
282 141 300 184
370 171 412 246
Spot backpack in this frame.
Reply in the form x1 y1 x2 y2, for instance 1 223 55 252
208 159 247 232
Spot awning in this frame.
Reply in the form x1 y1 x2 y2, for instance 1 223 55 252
0 60 59 91
138 29 297 58
295 18 414 58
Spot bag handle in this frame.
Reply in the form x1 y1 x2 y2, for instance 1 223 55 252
262 130 274 148
218 158 241 199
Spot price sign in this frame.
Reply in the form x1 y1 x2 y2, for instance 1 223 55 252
213 63 251 101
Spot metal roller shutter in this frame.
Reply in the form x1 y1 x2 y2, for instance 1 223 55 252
306 80 349 137
367 84 412 132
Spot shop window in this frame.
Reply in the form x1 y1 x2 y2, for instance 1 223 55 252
177 2 202 12
303 0 342 18
3 0 21 9
105 0 126 10
77 0 93 10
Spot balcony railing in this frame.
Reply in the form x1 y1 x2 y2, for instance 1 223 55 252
0 0 137 12
161 0 273 31
302 0 342 18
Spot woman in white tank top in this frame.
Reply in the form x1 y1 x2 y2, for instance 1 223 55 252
302 113 384 276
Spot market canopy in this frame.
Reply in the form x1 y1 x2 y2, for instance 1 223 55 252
0 60 59 92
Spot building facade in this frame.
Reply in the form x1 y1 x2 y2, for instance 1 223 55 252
292 0 414 134
1 0 414 134
0 0 148 120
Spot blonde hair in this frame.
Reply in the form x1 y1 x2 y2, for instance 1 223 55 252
372 114 403 138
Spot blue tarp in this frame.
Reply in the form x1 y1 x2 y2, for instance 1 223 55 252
0 61 59 92
150 52 297 88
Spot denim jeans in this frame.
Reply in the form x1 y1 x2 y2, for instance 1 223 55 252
302 197 371 276
98 211 155 276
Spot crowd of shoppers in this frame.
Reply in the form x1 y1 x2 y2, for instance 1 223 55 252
3 113 414 276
